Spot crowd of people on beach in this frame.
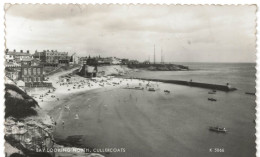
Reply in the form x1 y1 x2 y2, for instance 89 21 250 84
29 72 175 132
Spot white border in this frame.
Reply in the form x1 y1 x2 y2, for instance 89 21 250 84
0 0 259 157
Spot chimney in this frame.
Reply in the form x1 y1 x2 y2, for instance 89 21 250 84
27 50 29 54
5 49 9 54
20 50 23 53
14 49 16 52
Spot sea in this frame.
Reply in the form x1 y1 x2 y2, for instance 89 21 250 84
53 62 257 157
125 62 256 94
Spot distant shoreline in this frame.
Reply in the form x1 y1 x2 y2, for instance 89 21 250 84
126 63 189 71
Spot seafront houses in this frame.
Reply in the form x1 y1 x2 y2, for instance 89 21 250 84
5 68 20 82
58 59 70 66
20 58 46 87
33 50 70 66
100 57 122 65
143 60 151 64
121 59 129 65
5 55 49 87
5 49 32 63
128 60 139 64
5 49 32 83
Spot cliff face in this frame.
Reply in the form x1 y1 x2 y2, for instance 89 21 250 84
127 64 189 71
4 84 55 157
97 65 131 76
4 84 105 157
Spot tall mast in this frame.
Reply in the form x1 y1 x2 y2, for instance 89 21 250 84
161 47 162 64
154 44 155 64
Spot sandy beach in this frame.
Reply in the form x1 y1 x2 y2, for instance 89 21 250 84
29 69 256 157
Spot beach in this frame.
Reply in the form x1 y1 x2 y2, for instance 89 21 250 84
24 63 255 157
29 68 255 157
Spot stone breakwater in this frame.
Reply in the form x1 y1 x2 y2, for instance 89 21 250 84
131 78 237 91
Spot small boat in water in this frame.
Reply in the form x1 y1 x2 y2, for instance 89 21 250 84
148 88 156 92
245 92 255 96
135 87 144 90
208 98 217 101
75 114 79 120
164 90 170 94
208 90 216 94
209 126 227 133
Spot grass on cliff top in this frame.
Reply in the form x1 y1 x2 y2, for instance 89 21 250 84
5 84 39 119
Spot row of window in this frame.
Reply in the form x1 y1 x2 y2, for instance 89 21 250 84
46 53 67 56
23 77 42 82
23 68 41 75
6 56 30 59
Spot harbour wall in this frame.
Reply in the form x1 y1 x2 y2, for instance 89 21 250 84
132 78 237 92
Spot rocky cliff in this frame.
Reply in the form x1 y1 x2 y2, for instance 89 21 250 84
4 84 104 157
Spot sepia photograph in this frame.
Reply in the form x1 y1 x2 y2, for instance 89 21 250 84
4 4 257 157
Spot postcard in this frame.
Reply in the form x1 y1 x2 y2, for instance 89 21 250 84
4 4 257 157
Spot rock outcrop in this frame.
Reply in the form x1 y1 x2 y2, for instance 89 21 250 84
4 84 104 157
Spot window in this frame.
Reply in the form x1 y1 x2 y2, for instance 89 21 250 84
33 68 36 75
37 68 41 75
23 68 27 75
32 77 35 82
24 77 27 82
39 77 41 82
28 77 31 82
36 77 38 82
28 68 31 75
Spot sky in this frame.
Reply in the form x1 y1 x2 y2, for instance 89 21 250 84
5 4 257 62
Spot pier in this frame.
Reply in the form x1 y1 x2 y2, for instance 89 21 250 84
133 78 237 92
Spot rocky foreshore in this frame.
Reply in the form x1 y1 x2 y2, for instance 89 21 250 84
4 83 104 157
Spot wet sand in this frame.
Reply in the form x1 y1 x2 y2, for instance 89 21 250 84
46 81 255 157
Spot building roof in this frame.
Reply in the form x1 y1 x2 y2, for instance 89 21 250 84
7 52 31 56
33 52 45 56
34 51 68 56
5 68 17 72
5 63 21 67
21 58 34 62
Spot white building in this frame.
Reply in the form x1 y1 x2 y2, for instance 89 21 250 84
111 57 121 65
70 53 79 64
5 49 32 63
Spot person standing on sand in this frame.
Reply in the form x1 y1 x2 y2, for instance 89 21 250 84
62 120 65 129
75 114 79 120
226 83 231 89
